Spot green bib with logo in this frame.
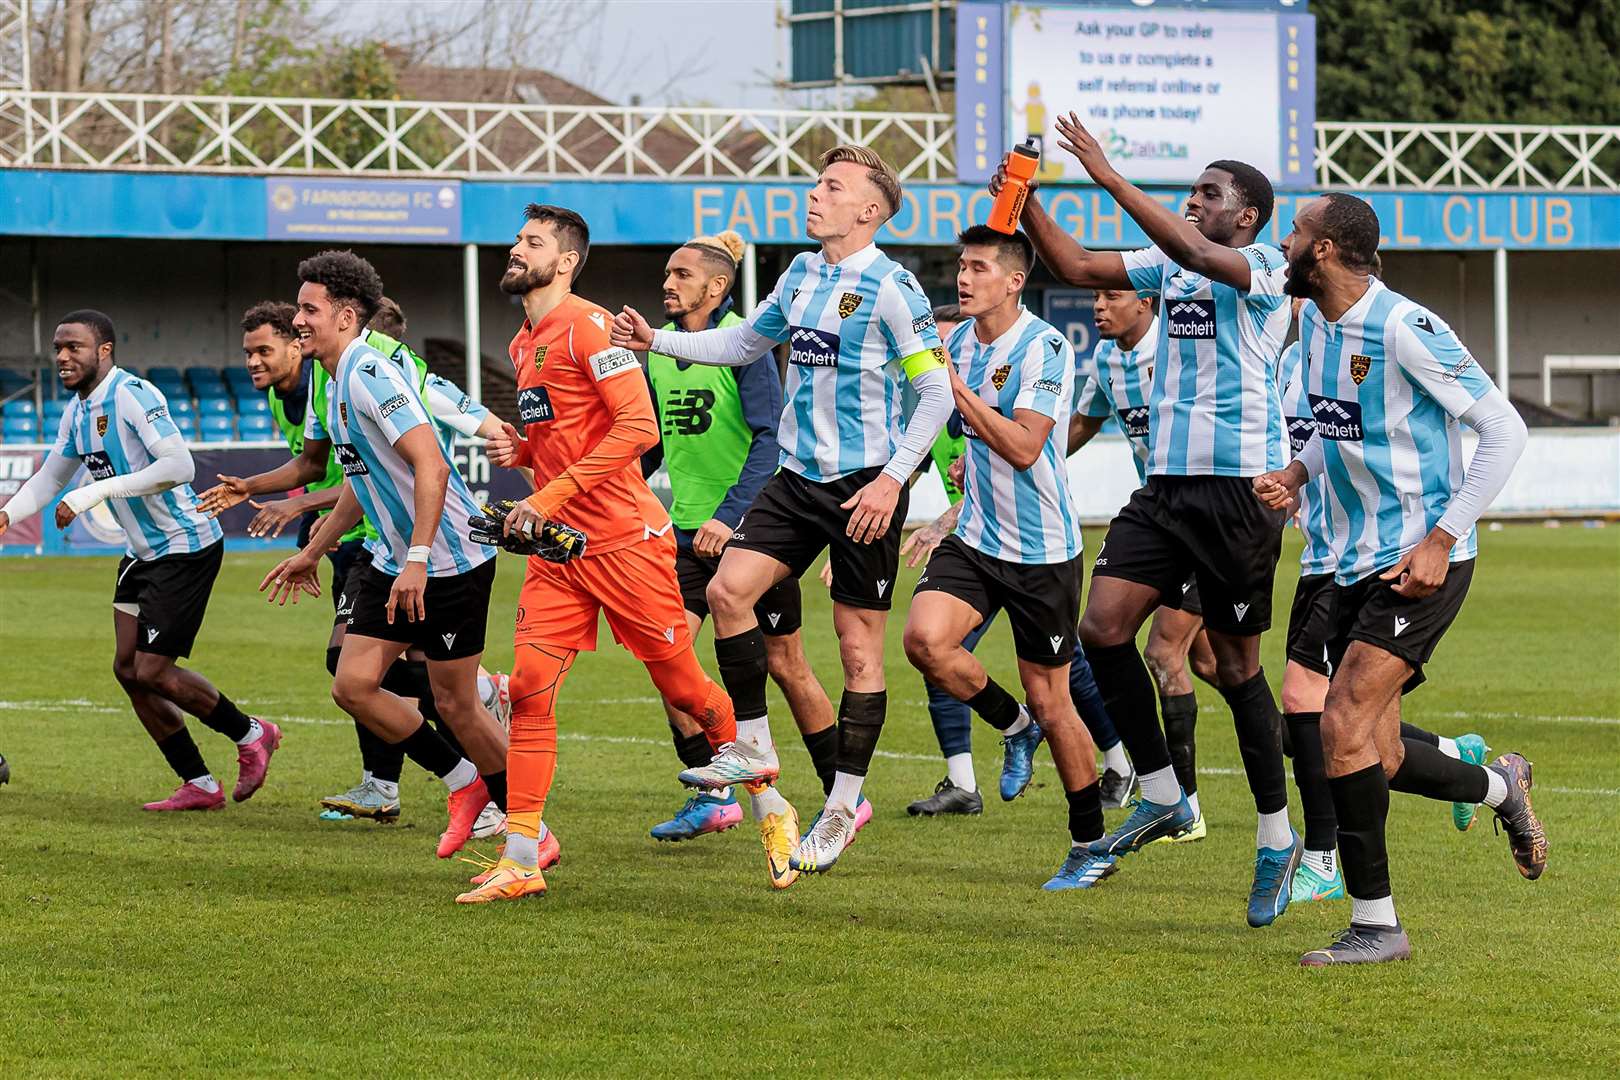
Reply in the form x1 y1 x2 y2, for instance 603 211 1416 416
645 311 755 529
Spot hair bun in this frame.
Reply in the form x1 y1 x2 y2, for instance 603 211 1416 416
712 230 747 263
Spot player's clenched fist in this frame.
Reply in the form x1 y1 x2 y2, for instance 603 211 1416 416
486 421 528 469
611 306 654 352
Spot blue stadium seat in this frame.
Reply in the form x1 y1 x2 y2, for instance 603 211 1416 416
197 397 234 416
146 365 182 381
237 414 274 438
3 398 37 417
2 416 40 442
41 399 68 426
236 395 270 416
0 370 30 396
199 415 235 441
172 416 199 440
166 396 196 416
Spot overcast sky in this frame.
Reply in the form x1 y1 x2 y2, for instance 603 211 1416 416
326 0 791 109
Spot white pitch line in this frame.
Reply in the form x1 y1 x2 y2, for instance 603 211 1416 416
2 701 1613 797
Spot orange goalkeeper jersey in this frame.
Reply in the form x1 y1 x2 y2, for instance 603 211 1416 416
508 294 670 556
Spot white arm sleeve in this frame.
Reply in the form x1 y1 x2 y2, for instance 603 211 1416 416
61 434 195 515
882 365 951 485
650 323 776 368
1294 429 1326 480
0 450 83 524
422 380 485 438
1437 388 1528 540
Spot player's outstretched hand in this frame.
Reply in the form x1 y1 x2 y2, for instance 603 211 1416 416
53 501 76 529
1381 530 1453 599
259 551 321 606
841 472 902 545
197 475 250 517
388 562 427 624
900 518 947 569
611 306 654 352
247 498 300 539
1053 112 1114 180
486 422 528 469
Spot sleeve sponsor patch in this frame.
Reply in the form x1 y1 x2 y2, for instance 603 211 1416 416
1244 245 1278 273
911 312 936 335
589 347 639 381
378 394 410 418
1033 378 1064 395
1440 353 1478 383
144 406 168 423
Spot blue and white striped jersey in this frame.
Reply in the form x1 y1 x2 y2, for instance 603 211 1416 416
1074 319 1158 484
53 367 222 560
1122 244 1291 477
306 337 493 578
746 243 943 482
1276 342 1336 577
420 372 490 457
1298 279 1494 585
949 311 1082 565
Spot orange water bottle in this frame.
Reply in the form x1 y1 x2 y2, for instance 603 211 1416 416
988 139 1041 234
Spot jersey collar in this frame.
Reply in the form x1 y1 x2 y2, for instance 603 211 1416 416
79 365 124 409
809 241 880 279
1316 277 1385 330
973 305 1034 351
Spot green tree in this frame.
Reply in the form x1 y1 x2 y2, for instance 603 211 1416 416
1315 0 1620 123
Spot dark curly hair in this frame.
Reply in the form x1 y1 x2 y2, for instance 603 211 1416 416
296 250 384 324
1206 159 1276 230
241 300 299 340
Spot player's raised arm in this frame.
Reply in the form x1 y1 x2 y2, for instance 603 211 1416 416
615 305 780 369
994 155 1132 290
1052 112 1256 291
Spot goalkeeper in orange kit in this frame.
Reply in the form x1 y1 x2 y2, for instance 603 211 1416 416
456 205 773 903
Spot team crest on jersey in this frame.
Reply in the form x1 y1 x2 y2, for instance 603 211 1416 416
533 344 549 371
990 364 1012 390
94 414 108 437
1349 354 1372 384
838 292 863 319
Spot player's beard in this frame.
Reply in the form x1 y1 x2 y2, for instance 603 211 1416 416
1284 245 1320 299
500 259 556 295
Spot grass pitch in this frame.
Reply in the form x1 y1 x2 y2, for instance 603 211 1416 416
2 524 1618 1076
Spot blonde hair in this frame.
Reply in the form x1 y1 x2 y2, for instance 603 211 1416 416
819 144 902 220
684 229 746 270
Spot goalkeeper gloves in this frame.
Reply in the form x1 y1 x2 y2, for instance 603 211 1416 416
469 500 588 563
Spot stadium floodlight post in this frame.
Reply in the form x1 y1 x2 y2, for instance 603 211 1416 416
463 242 482 405
742 241 758 313
1494 246 1510 396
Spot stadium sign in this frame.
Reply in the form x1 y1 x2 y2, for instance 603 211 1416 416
265 178 462 244
957 1 1315 186
4 171 1619 251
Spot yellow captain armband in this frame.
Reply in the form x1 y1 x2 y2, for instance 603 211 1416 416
902 346 947 380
